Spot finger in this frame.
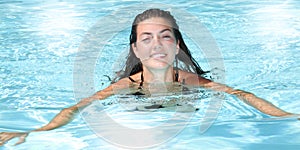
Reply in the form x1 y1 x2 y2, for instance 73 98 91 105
0 134 16 145
0 134 8 141
0 140 8 146
14 136 26 146
0 132 6 140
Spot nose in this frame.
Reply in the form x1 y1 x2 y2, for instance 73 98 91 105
153 36 162 51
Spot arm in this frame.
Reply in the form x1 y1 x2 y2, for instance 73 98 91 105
203 81 294 117
175 71 295 117
34 89 113 131
0 85 114 146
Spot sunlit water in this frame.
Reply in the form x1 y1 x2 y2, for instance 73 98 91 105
1 0 300 149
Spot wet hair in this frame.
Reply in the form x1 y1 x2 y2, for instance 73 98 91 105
113 8 207 82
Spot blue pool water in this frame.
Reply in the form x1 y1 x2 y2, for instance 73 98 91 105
1 0 300 149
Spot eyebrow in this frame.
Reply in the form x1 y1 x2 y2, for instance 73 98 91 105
140 28 173 36
160 28 172 34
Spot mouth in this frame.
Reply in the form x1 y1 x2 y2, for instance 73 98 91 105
150 53 167 59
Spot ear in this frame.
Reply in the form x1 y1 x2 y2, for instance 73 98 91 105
131 43 140 58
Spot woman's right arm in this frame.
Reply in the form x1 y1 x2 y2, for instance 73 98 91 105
34 86 114 131
0 85 114 146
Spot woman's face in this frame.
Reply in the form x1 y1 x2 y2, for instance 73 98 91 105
132 17 179 70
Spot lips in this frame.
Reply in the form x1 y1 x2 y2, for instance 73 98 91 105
150 53 167 58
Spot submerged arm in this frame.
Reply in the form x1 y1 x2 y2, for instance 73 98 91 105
203 81 294 117
0 85 114 146
35 85 114 131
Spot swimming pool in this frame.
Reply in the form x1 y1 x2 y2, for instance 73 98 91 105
1 0 300 149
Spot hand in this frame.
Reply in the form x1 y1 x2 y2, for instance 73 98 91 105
0 132 29 146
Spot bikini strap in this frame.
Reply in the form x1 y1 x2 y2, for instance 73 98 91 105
139 72 144 89
128 73 143 89
128 76 135 82
174 55 179 82
138 70 178 83
137 70 177 89
174 68 179 82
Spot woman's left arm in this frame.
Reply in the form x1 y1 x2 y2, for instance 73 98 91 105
202 80 296 117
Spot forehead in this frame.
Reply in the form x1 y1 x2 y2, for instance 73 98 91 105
136 17 173 34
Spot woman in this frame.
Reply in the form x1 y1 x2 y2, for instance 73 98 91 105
0 8 296 146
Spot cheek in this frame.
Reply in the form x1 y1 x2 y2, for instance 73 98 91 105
134 45 151 59
165 43 178 54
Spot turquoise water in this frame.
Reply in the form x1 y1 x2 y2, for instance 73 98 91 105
1 0 300 149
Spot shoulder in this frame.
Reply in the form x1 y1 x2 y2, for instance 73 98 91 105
178 70 211 86
112 72 142 86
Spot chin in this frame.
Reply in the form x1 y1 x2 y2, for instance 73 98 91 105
146 62 172 70
142 59 174 70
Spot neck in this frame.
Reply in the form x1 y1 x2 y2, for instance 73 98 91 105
142 66 174 83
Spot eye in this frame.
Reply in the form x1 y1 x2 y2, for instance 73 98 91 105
142 38 150 43
162 33 173 40
163 35 171 40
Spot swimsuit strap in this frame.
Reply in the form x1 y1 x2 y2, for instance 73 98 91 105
174 67 179 82
129 68 179 89
128 76 135 82
139 72 144 89
128 73 144 95
175 56 179 82
128 69 189 95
